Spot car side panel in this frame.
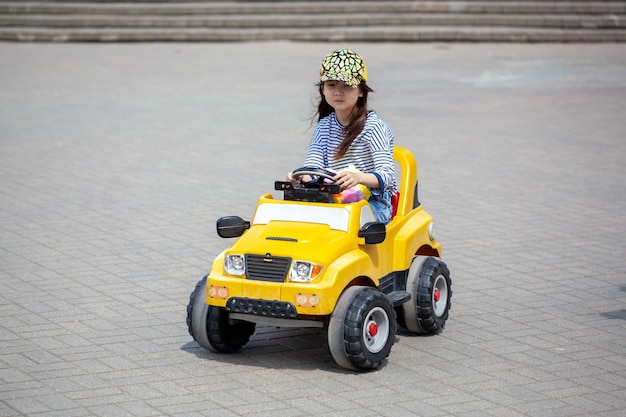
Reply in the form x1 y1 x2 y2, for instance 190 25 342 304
393 207 441 270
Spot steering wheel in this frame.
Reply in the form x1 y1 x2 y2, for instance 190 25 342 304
291 167 337 187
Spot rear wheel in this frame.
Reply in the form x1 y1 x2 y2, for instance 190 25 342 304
401 257 451 334
327 286 396 371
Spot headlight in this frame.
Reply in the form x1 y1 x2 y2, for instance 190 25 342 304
290 261 322 282
428 222 437 241
224 254 245 276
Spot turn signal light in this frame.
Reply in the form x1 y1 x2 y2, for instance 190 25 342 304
208 285 229 300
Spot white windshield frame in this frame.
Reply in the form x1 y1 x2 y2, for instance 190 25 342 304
253 203 351 232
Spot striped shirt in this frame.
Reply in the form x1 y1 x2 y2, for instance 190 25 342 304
304 111 397 195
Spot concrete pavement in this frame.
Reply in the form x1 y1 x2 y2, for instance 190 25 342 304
1 42 625 416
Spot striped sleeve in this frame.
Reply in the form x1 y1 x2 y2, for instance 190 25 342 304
360 113 396 195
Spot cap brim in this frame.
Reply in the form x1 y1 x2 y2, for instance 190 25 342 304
320 72 359 88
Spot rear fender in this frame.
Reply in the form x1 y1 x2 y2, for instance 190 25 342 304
393 208 441 270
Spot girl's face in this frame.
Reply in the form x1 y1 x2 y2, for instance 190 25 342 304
322 80 362 115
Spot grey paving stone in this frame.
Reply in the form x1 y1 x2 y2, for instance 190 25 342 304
1 42 625 417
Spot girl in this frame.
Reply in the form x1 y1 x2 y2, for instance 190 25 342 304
290 49 397 224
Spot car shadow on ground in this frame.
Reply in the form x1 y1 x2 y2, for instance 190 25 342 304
600 309 626 320
180 324 432 372
180 326 344 372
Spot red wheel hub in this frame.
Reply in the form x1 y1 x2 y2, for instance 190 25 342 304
368 322 378 337
433 288 441 302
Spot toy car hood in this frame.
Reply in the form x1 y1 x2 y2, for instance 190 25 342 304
225 220 357 266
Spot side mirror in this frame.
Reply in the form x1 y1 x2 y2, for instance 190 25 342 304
358 222 386 244
216 216 250 238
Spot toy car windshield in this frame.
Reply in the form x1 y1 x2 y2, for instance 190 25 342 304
253 202 351 232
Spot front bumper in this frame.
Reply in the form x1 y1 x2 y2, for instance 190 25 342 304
225 297 297 319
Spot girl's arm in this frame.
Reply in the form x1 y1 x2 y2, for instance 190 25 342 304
333 170 379 190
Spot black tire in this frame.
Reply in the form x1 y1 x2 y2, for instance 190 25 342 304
327 286 396 371
207 305 256 353
186 275 256 352
186 275 212 350
401 257 452 334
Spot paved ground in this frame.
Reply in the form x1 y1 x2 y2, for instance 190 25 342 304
1 41 625 417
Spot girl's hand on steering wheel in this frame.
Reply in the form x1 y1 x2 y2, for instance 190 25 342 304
334 170 362 190
287 172 312 184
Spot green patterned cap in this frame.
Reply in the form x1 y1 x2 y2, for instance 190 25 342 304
319 49 368 88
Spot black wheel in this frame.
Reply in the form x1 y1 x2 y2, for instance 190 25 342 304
186 275 212 350
401 256 452 334
207 305 256 353
186 275 255 352
327 286 396 371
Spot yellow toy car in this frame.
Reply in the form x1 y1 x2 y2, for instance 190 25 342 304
187 146 451 371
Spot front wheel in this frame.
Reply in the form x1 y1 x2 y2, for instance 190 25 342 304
207 305 256 353
186 275 255 352
327 286 396 371
186 275 212 350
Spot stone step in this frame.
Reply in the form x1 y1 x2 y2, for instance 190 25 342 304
1 1 624 42
2 13 624 29
3 25 625 42
2 1 625 15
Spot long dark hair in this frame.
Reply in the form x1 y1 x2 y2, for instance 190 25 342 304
315 82 374 159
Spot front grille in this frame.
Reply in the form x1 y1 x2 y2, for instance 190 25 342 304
245 254 291 282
